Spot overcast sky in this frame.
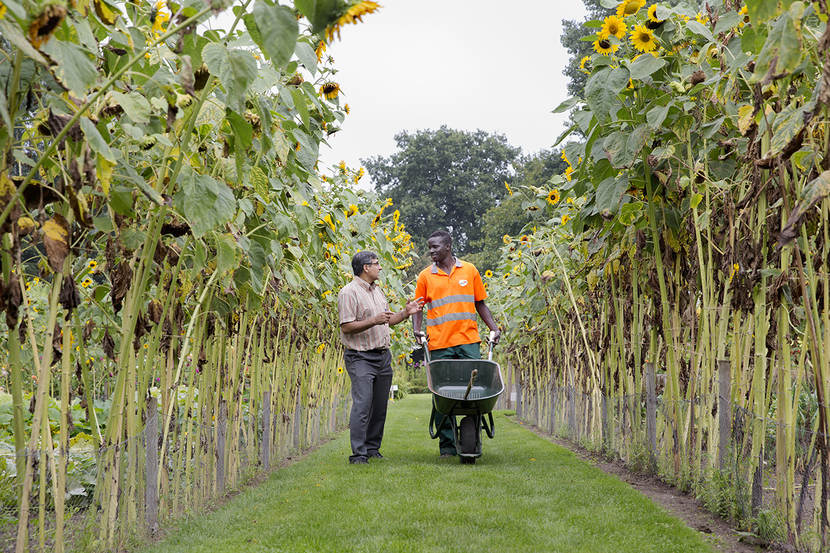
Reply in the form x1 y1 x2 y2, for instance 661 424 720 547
317 1 589 186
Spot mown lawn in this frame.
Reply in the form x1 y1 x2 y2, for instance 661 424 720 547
140 393 712 553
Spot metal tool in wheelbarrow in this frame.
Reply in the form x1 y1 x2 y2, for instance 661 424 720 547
420 331 504 464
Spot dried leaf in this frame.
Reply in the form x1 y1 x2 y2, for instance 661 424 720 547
103 329 116 361
778 170 830 247
42 214 70 272
110 261 132 313
59 277 81 316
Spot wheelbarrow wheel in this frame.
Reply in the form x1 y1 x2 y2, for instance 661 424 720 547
460 456 476 464
459 415 477 455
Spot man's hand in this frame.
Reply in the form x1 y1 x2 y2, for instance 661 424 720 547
489 328 502 344
405 296 424 316
371 311 393 326
413 330 426 344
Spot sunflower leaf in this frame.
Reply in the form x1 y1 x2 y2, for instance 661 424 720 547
628 55 666 80
585 67 629 123
248 1 298 66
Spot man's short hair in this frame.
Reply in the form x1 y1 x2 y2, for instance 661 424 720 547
429 229 452 247
351 250 378 276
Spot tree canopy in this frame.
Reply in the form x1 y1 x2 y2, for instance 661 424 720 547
363 126 520 256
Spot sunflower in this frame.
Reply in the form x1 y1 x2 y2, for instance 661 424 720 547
520 235 530 244
616 0 645 18
502 234 511 244
356 167 366 181
325 1 381 42
347 204 359 217
561 151 570 165
599 15 627 40
337 366 344 374
88 260 98 270
579 55 591 74
630 24 657 53
484 270 493 278
315 40 327 61
344 103 351 114
0 3 6 19
561 214 571 225
647 5 661 22
322 290 332 298
564 166 574 181
593 38 619 55
323 214 336 231
81 278 93 288
151 1 170 36
547 189 561 205
28 4 66 48
320 82 341 100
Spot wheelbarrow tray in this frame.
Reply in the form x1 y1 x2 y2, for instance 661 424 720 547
426 359 504 416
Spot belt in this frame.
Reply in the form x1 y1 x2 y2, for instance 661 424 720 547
347 347 389 354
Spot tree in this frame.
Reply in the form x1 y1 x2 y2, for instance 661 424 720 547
363 127 520 255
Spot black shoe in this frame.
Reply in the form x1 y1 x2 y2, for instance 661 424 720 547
349 456 368 464
367 451 384 459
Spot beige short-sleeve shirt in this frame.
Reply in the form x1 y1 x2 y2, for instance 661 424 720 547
337 277 390 351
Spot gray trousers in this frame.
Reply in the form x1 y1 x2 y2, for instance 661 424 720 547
344 348 393 461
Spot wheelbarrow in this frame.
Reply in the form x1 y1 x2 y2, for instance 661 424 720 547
421 331 504 464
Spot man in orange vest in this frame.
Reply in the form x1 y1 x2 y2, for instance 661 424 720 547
412 229 501 457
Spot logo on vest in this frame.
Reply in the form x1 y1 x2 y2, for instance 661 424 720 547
459 279 468 287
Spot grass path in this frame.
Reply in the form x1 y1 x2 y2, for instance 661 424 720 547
141 394 713 553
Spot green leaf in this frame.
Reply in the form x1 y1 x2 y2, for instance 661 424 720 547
294 41 318 75
215 234 239 275
0 19 48 66
690 193 704 210
595 176 629 215
602 125 649 168
41 40 98 97
751 6 803 82
746 0 782 24
685 20 713 42
552 97 579 114
619 201 644 226
109 91 152 124
177 166 237 238
294 0 340 32
202 43 258 112
646 104 670 130
768 104 806 158
226 110 253 150
628 55 666 80
249 1 299 66
292 128 319 171
79 118 116 162
584 67 629 122
291 87 310 127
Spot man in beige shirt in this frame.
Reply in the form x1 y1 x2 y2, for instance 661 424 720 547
338 250 422 464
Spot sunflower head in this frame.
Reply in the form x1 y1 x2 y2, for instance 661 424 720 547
561 214 571 225
579 56 591 74
630 24 657 53
547 189 561 205
28 4 67 48
593 38 619 55
484 270 493 278
320 82 341 100
599 15 627 40
326 1 381 42
81 278 93 288
502 234 511 244
315 40 327 61
616 0 645 18
647 4 663 23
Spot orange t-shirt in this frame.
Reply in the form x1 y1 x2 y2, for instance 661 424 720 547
414 258 487 351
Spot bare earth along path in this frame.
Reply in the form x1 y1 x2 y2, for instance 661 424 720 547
140 394 719 553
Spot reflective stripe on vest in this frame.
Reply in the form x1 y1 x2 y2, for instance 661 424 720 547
426 311 477 327
424 294 475 312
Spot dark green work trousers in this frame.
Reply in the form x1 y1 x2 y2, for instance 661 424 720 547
430 342 481 455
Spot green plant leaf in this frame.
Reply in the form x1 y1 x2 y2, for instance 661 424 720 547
177 166 237 238
628 54 666 80
595 176 629 215
0 19 48 66
109 91 152 124
41 40 98 97
80 118 116 162
584 67 629 122
202 43 258 112
226 110 253 150
751 6 803 82
685 20 713 42
294 41 318 75
294 0 340 32
249 1 299 66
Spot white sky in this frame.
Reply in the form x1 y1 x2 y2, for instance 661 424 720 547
317 1 589 186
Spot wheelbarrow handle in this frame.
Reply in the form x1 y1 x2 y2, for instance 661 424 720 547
487 330 497 361
419 334 431 366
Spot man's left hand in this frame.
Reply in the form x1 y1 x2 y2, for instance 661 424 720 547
490 328 502 344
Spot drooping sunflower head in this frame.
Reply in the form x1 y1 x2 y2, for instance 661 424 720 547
579 55 591 74
344 103 351 114
28 4 67 48
151 1 170 35
326 1 381 42
599 15 627 40
561 214 571 225
593 38 619 55
520 235 530 245
547 189 561 205
315 40 327 61
616 0 645 18
564 165 575 181
320 82 341 100
630 24 657 53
